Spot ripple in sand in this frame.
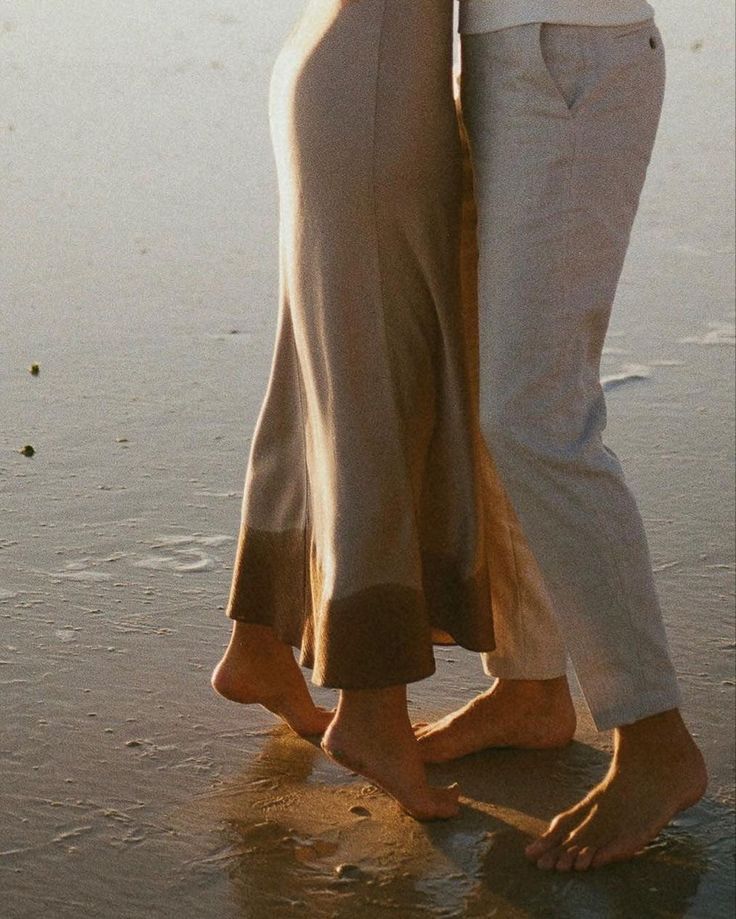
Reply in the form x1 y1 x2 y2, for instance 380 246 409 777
601 363 652 390
654 560 682 572
0 589 17 600
135 552 216 573
55 629 79 642
48 562 112 583
193 490 240 499
134 534 233 573
680 320 735 346
52 825 94 843
149 534 234 549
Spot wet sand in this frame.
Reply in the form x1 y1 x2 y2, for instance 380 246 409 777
1 2 734 917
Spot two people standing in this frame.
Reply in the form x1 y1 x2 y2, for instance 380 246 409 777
211 0 707 870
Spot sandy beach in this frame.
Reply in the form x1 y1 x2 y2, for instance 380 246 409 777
1 1 734 917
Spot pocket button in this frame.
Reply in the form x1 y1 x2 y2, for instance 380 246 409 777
649 36 657 49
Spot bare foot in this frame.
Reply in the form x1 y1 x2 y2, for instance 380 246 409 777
526 709 708 871
414 677 576 762
211 622 333 737
321 687 461 822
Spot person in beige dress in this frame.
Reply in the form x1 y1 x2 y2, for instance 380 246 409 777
210 0 534 820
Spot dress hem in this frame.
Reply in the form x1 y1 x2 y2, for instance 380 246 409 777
225 523 495 689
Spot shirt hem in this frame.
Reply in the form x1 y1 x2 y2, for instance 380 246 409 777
459 0 655 34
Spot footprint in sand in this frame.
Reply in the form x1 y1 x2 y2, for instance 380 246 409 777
134 534 234 573
47 561 112 583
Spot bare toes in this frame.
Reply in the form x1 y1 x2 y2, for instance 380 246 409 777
384 782 461 822
590 837 648 869
574 846 597 871
431 783 461 820
525 805 589 860
525 835 560 861
591 846 619 869
555 846 580 872
535 847 563 871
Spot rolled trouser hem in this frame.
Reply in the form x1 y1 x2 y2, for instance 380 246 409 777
589 685 684 732
481 653 568 682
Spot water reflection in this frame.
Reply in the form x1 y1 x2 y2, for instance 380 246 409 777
179 728 723 918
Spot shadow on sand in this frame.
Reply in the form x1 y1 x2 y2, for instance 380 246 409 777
172 725 732 918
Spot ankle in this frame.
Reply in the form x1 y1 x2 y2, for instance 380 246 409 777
229 621 283 650
615 709 701 759
494 676 572 704
616 708 685 741
333 686 411 733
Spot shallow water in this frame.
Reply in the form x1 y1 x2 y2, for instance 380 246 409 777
1 2 734 917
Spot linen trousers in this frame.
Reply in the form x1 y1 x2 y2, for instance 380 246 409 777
461 19 683 730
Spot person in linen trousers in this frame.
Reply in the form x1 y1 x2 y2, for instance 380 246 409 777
415 0 708 870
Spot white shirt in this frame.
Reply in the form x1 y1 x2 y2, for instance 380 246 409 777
459 0 656 33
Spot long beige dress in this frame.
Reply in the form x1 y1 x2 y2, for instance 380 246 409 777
225 0 537 689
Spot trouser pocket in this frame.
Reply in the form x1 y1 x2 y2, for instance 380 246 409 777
535 19 662 116
537 22 585 112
